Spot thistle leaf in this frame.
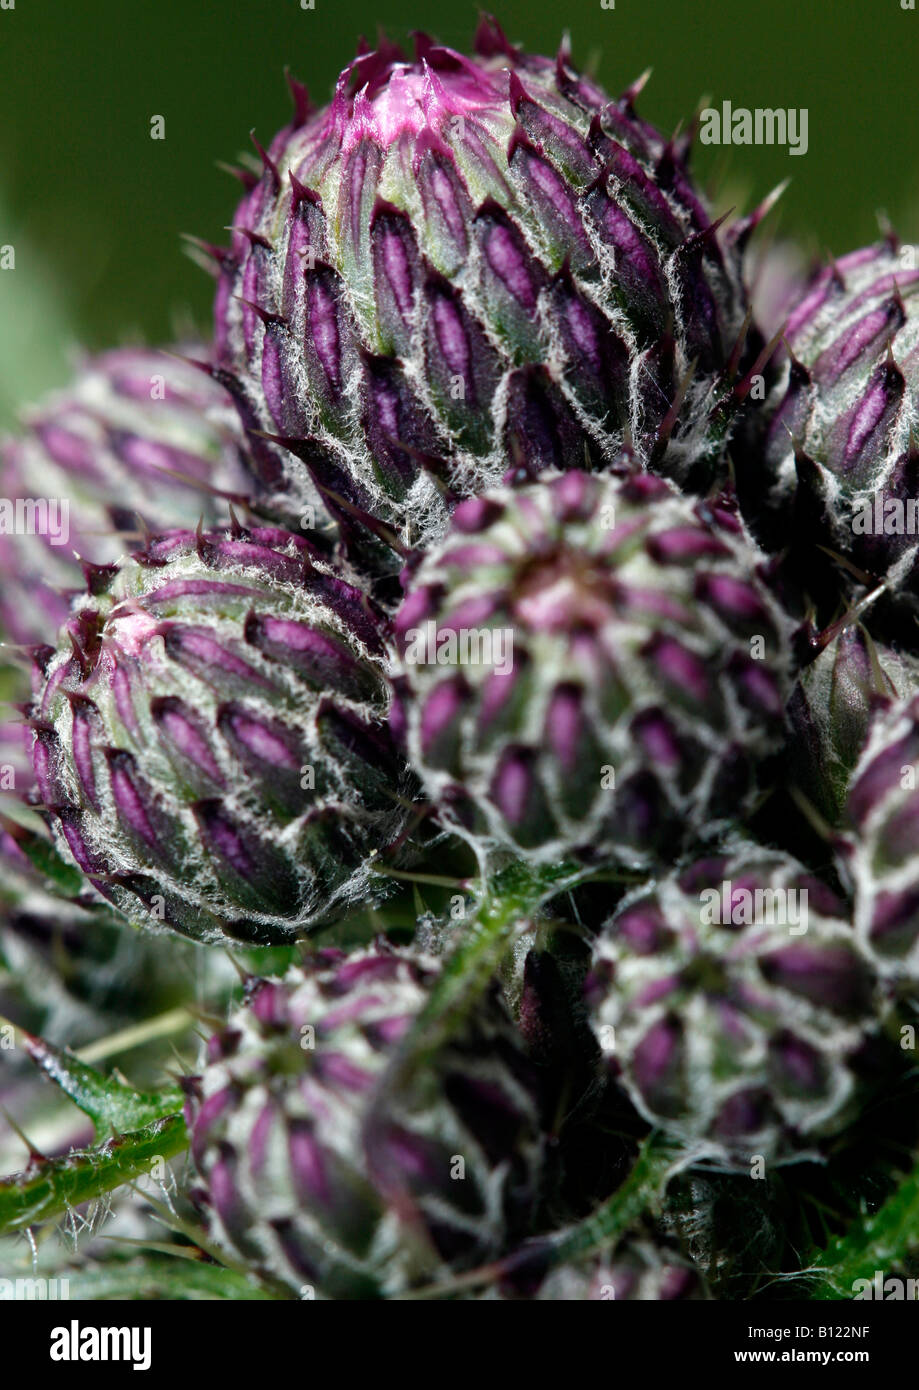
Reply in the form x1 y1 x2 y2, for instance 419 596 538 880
63 1254 281 1301
808 1163 919 1299
18 1028 183 1136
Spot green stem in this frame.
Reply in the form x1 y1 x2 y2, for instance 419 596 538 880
371 867 469 890
361 858 593 1236
533 1134 679 1271
379 858 586 1080
63 1255 280 1301
75 1008 194 1065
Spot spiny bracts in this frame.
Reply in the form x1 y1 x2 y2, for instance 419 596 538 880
586 846 878 1161
28 524 410 944
393 468 794 866
209 18 755 575
183 942 544 1298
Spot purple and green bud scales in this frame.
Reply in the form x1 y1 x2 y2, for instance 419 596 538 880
846 693 919 984
211 20 752 571
0 348 251 648
762 241 919 605
393 469 793 866
586 847 878 1160
184 942 544 1298
28 525 409 944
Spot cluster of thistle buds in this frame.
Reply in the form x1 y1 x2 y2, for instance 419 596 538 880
2 17 919 1301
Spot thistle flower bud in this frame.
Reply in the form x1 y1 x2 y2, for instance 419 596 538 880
786 623 919 826
184 942 544 1298
846 693 919 983
212 22 750 571
393 468 793 866
0 348 251 647
28 524 409 943
586 847 877 1160
761 241 919 612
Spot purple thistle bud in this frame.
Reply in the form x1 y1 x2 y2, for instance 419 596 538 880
393 467 794 867
0 347 253 649
587 845 878 1162
760 241 919 615
185 942 544 1297
786 622 919 826
210 25 751 575
531 1240 704 1302
28 525 412 943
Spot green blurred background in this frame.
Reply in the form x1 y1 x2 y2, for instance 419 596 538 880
1 0 917 425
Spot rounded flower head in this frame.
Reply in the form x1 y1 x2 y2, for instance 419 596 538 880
0 347 251 648
212 21 751 574
393 468 794 866
184 942 544 1298
28 523 409 944
586 847 877 1161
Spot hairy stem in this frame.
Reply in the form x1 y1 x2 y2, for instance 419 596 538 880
0 1115 188 1234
